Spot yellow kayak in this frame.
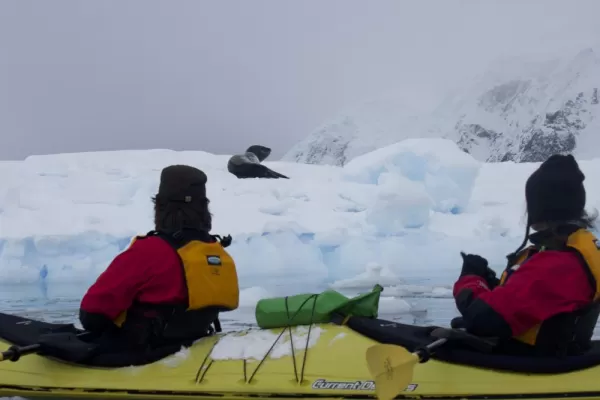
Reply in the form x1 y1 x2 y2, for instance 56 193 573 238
0 312 600 400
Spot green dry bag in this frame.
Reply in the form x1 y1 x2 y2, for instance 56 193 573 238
254 284 383 329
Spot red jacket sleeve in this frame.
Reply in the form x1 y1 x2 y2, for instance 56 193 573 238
80 239 154 320
453 251 594 338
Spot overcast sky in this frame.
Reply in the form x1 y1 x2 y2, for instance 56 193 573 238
1 0 598 160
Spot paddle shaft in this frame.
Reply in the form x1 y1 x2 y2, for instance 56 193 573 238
0 343 42 362
0 332 91 362
414 338 448 361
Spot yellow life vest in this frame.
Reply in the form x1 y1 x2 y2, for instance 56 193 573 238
499 228 600 346
175 236 240 311
114 230 239 328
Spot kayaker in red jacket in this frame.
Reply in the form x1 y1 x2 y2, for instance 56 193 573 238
79 165 239 350
453 154 600 357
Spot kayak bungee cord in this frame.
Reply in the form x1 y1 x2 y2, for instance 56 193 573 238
245 294 318 384
194 294 319 386
284 294 318 384
193 335 222 384
193 326 256 384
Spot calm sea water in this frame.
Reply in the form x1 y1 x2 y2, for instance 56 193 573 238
0 274 459 331
1 270 598 335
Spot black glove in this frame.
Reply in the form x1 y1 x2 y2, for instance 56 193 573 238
450 316 465 329
459 252 499 289
220 234 232 247
213 234 232 248
79 309 116 334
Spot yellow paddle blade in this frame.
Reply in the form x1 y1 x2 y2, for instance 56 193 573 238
366 344 420 400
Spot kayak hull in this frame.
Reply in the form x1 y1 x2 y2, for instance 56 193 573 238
1 322 600 400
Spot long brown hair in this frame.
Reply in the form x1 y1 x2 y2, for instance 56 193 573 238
506 208 598 267
152 195 212 233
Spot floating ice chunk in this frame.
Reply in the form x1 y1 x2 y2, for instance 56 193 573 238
331 261 403 289
378 297 412 314
239 286 272 308
385 284 453 298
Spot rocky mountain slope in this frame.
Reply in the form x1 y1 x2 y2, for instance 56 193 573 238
283 46 600 166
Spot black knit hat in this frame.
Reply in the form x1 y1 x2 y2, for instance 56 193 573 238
155 165 207 203
525 154 586 225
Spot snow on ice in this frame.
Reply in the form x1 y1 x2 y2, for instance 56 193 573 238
1 138 600 320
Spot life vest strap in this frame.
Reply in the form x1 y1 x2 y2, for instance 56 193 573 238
144 229 233 248
564 246 598 301
206 317 222 335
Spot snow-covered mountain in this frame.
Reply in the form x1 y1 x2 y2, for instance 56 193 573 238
283 45 600 166
281 95 439 166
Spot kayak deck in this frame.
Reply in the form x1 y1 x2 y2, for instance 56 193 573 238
1 322 600 400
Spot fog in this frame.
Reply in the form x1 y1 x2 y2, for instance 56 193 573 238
1 0 598 160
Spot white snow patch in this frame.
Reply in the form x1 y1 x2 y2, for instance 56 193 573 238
160 346 191 368
328 333 347 347
210 326 323 361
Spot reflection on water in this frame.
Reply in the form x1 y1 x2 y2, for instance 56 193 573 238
0 282 85 326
